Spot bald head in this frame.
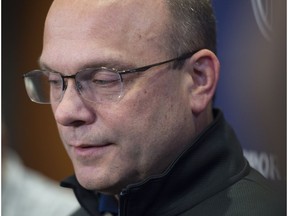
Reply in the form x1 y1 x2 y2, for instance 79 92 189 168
41 0 172 72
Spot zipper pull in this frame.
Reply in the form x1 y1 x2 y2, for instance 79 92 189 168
118 189 129 216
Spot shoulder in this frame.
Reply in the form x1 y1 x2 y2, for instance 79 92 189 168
181 168 285 216
223 168 285 215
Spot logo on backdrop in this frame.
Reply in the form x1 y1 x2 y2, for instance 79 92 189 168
244 149 281 181
251 0 273 41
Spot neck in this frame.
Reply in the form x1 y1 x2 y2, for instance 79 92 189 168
194 106 214 136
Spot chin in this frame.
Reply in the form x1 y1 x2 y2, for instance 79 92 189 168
74 166 124 194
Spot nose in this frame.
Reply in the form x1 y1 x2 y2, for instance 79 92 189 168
53 80 95 127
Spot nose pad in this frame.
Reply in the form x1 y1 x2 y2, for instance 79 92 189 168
59 79 82 103
76 81 83 91
75 81 84 98
62 78 68 91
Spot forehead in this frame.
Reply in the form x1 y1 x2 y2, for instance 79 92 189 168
46 0 167 28
42 0 170 71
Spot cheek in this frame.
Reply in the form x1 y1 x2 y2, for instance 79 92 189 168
116 71 188 135
106 73 190 172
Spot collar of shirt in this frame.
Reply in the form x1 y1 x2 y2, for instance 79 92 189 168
98 193 118 216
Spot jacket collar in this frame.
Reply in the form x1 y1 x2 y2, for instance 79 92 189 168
61 109 249 216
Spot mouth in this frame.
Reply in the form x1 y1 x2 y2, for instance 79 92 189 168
71 143 113 159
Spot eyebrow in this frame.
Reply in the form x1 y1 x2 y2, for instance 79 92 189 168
38 58 137 74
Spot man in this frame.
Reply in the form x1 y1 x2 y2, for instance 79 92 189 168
23 0 284 215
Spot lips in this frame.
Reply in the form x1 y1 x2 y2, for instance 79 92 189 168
70 143 113 159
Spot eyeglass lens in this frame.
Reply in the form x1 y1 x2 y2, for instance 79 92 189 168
24 69 123 104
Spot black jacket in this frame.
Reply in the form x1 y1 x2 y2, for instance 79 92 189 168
61 110 285 216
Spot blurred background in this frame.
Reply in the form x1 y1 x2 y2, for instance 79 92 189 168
2 1 80 214
2 0 72 181
2 0 286 196
213 0 286 191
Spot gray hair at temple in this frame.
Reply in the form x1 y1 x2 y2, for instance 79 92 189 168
165 0 217 55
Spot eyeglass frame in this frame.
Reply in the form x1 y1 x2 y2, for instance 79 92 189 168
23 49 200 104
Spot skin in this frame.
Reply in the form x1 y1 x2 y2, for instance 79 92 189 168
40 0 220 195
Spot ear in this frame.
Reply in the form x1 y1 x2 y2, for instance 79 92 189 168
185 49 220 114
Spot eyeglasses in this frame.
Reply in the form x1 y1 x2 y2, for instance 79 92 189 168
23 50 199 104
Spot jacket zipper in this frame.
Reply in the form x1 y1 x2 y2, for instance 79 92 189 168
118 189 129 216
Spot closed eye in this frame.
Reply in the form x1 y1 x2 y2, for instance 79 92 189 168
92 79 119 84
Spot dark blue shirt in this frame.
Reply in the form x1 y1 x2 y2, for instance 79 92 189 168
98 194 118 216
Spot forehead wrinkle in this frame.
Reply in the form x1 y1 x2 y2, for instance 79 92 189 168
43 0 172 75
